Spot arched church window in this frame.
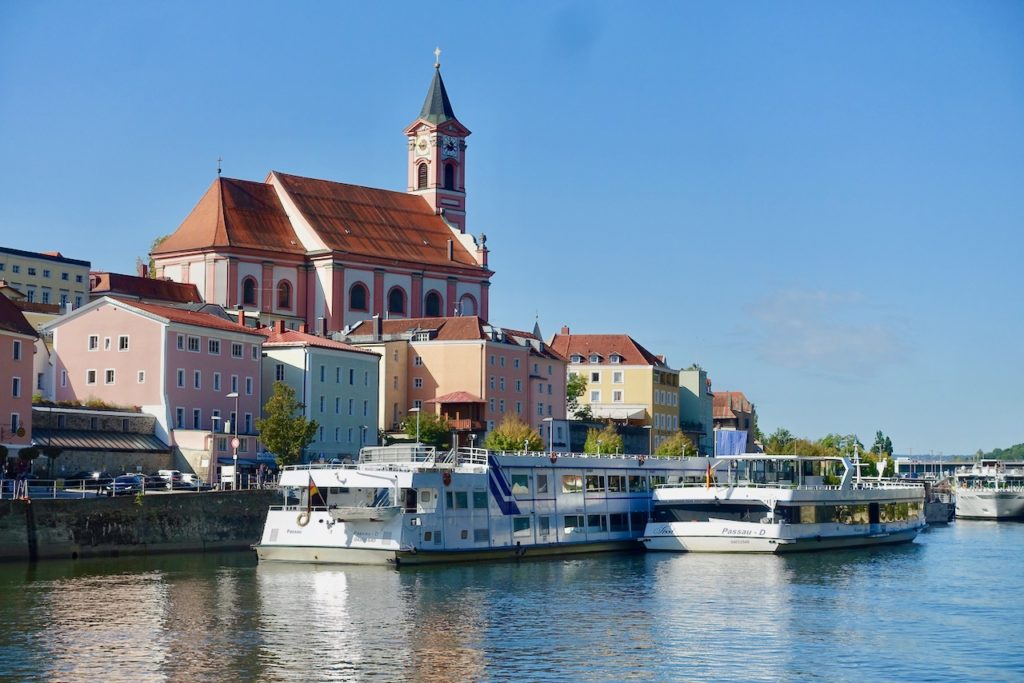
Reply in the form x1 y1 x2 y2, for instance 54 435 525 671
443 163 455 190
242 277 258 306
457 293 477 317
350 283 368 311
277 280 292 309
417 163 428 190
388 287 407 315
424 291 442 317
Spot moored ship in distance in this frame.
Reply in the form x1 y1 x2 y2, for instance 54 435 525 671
954 459 1024 520
254 444 709 566
641 454 927 554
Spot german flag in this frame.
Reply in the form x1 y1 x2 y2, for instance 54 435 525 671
308 475 321 512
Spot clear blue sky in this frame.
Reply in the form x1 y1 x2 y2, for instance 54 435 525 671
2 2 1022 456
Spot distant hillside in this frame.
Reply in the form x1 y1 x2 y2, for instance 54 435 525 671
984 443 1024 460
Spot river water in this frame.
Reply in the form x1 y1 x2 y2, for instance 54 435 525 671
0 521 1021 682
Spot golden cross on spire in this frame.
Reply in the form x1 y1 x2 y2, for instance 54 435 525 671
434 46 441 68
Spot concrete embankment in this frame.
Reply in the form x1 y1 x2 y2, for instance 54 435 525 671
0 490 278 562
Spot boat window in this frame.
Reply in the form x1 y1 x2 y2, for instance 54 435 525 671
473 490 488 508
652 502 771 524
650 475 667 489
587 514 607 532
609 513 628 532
563 514 585 533
420 490 431 503
628 475 648 493
460 529 469 539
630 511 648 531
445 491 469 509
561 475 583 493
536 474 549 494
511 474 530 496
608 475 625 492
538 516 551 537
424 531 432 542
585 475 605 492
474 528 489 542
513 517 531 536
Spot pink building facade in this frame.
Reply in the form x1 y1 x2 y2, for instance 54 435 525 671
346 317 567 447
0 295 36 457
46 297 264 455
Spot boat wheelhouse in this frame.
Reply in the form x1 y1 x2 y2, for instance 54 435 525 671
255 445 708 565
641 455 926 554
954 460 1024 520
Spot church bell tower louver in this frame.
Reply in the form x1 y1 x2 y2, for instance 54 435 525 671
405 48 471 233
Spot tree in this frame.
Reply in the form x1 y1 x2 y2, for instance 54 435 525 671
401 411 451 448
42 446 62 478
765 428 795 453
566 373 592 420
255 382 319 466
871 430 893 456
654 431 695 457
584 423 623 454
483 415 543 452
146 234 171 276
819 433 863 459
17 446 40 474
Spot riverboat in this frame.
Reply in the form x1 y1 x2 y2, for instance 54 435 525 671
254 445 708 565
954 460 1024 520
641 455 927 554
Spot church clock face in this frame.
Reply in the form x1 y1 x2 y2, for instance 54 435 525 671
441 135 460 159
415 136 430 157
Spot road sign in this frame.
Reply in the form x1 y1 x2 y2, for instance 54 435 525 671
231 437 240 449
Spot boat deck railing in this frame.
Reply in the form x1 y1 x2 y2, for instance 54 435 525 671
654 479 926 491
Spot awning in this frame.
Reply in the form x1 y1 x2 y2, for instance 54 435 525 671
217 456 277 469
590 405 648 420
427 390 486 404
31 429 170 452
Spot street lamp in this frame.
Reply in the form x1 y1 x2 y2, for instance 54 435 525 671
226 391 239 490
543 417 554 453
523 438 529 454
643 425 653 455
469 433 476 451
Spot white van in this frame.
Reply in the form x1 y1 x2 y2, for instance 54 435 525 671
157 470 182 484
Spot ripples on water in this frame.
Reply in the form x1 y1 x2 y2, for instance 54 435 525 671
0 523 1022 682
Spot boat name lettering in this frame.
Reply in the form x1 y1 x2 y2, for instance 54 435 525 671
721 527 766 537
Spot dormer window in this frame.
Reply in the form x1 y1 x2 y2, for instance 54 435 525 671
610 354 622 364
570 354 583 363
413 332 431 342
589 353 602 364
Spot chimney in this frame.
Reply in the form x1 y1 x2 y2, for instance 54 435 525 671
373 314 381 341
560 326 570 335
447 239 454 261
319 317 328 337
138 263 149 278
276 320 285 334
299 322 307 334
237 310 246 327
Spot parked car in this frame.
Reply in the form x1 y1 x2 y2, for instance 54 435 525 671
103 475 143 496
157 470 183 486
140 474 170 490
84 472 114 489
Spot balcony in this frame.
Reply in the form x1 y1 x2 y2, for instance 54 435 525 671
446 418 485 431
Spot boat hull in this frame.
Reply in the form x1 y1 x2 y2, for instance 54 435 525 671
255 540 640 566
643 520 923 554
955 490 1024 519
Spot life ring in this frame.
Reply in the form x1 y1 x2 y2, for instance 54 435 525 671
550 454 558 464
442 471 452 487
638 455 646 466
297 511 310 527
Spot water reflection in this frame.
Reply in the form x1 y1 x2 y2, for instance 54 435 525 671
0 528 1021 682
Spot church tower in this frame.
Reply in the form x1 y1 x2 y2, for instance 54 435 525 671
405 49 471 233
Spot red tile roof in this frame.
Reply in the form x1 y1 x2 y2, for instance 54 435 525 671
115 299 263 336
0 294 37 337
372 316 488 341
548 333 666 367
713 392 754 419
272 172 484 270
258 327 379 356
427 390 485 404
153 178 305 256
90 272 203 304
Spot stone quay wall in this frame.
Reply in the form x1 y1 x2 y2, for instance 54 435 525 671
0 490 278 562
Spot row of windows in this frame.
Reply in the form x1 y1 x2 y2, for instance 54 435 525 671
570 353 625 365
311 425 371 445
315 395 370 417
175 334 258 360
87 334 130 351
314 364 371 386
176 370 251 395
416 160 458 190
0 263 83 283
19 288 80 307
175 407 251 435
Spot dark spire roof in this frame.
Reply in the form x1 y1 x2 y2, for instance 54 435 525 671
418 66 456 125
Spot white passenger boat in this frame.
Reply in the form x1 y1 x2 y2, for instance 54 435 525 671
954 460 1024 520
641 455 927 554
255 445 708 566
